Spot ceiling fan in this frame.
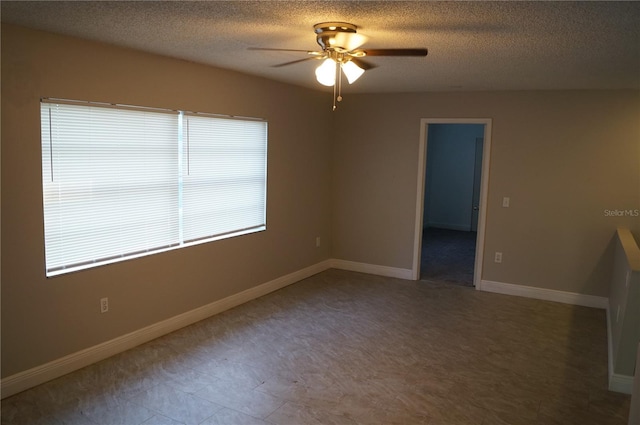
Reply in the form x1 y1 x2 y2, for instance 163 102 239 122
249 22 428 110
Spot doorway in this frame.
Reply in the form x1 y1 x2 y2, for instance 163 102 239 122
411 118 492 288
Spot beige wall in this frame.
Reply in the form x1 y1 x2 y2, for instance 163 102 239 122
333 91 640 295
1 25 333 377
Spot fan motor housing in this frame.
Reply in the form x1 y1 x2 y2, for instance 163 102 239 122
314 22 357 50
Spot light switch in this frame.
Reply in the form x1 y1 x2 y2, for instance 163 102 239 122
502 197 510 208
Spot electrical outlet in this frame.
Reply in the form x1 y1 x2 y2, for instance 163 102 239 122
494 252 503 263
100 297 109 313
316 236 321 248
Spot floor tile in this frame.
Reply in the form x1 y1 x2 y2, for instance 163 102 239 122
265 401 358 425
199 408 272 425
128 384 222 425
64 388 155 425
189 357 274 389
195 380 285 419
150 356 221 394
0 400 99 425
589 388 632 422
1 269 631 425
140 415 184 425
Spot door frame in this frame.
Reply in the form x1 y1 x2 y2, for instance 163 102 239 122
471 136 484 232
411 118 492 288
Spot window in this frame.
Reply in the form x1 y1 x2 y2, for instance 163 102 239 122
41 99 267 276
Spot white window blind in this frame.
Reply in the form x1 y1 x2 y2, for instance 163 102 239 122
41 100 267 276
182 115 267 242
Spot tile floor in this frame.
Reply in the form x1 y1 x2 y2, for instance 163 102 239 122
1 269 631 424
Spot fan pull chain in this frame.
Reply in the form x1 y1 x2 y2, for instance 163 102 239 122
333 61 344 111
332 78 337 111
337 63 343 103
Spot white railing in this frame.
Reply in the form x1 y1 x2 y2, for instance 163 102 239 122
608 227 640 395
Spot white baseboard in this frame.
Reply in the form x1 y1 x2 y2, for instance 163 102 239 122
481 280 632 393
0 258 410 398
2 264 618 399
478 279 609 309
609 373 634 394
1 260 332 399
329 259 414 280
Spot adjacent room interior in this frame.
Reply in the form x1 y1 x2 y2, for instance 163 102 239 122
420 122 486 286
1 1 639 424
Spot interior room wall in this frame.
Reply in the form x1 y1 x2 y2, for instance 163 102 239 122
333 90 640 296
424 123 485 231
1 25 333 378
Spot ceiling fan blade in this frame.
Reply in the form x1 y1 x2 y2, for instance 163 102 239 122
351 58 377 71
272 57 320 68
248 47 312 53
361 48 428 57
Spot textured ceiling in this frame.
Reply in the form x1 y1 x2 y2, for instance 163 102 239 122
2 1 639 93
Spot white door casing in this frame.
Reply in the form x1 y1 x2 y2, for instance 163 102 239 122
412 118 492 288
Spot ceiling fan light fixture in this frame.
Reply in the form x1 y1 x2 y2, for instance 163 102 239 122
342 60 365 84
315 58 337 86
254 21 427 110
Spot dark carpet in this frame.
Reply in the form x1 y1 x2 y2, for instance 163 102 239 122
420 227 477 286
